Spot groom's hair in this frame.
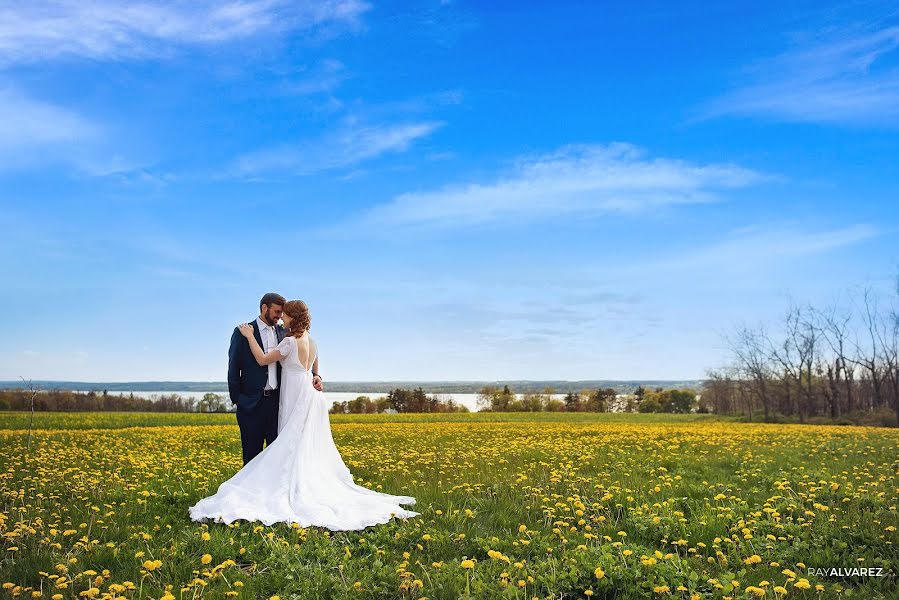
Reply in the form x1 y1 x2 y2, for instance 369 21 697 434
260 292 286 309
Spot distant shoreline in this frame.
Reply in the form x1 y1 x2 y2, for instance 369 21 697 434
0 379 704 394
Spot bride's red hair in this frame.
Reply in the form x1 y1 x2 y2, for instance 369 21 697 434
283 300 310 337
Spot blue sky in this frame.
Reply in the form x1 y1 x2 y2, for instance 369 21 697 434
1 0 898 382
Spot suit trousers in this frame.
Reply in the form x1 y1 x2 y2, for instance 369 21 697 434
235 389 280 465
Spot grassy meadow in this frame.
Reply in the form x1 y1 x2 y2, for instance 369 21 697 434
0 412 896 599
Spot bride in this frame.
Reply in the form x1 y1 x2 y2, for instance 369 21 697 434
189 299 419 530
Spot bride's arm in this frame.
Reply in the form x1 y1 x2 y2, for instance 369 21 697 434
311 341 323 391
237 324 282 365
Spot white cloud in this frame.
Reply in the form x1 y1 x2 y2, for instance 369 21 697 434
0 86 159 175
649 223 884 271
0 0 371 64
281 59 349 95
0 86 96 147
332 143 762 232
0 85 161 175
0 86 103 171
234 119 443 175
705 24 899 126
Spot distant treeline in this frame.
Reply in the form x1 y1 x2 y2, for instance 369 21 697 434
329 388 469 414
705 278 899 427
0 389 229 413
476 386 697 413
0 379 703 395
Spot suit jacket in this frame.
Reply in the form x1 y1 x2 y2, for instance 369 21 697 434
228 318 286 410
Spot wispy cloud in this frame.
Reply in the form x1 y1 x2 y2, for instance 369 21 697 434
705 24 899 126
233 119 442 176
647 223 884 272
280 59 350 96
0 0 371 64
0 86 99 171
0 85 156 175
0 86 96 144
330 143 762 233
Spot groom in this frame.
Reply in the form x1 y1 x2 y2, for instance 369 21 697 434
228 292 286 465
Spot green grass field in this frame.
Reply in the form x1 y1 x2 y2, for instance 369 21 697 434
1 412 896 599
0 411 732 429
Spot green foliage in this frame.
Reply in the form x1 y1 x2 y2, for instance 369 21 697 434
638 396 663 413
198 392 227 413
332 388 469 414
481 386 618 413
0 388 198 412
477 385 517 412
639 389 697 414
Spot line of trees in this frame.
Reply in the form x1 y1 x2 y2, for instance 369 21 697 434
329 387 470 414
636 388 697 413
476 385 698 413
476 385 623 412
704 279 899 426
0 389 229 413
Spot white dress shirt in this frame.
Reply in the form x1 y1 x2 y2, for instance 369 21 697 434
256 317 278 390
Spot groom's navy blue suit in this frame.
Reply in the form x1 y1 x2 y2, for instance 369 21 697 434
228 319 285 465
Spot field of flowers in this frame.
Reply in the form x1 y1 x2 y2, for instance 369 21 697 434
1 412 896 599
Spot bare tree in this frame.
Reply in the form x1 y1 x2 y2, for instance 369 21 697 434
704 368 740 414
768 305 817 424
850 288 885 412
728 324 772 420
710 274 899 426
880 276 899 426
816 302 855 417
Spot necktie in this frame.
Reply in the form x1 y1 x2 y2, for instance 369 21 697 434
265 326 277 390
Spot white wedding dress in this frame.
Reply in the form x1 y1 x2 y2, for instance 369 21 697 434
189 334 419 530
